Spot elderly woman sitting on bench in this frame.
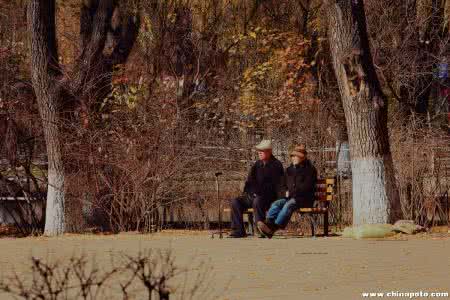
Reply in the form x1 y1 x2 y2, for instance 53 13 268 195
257 144 317 238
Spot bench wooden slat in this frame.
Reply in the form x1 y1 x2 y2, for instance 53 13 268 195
316 178 335 185
314 194 333 201
299 207 328 213
315 186 334 193
224 207 327 213
223 208 254 213
326 178 335 185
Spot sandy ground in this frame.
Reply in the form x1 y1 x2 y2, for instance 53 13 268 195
0 231 449 300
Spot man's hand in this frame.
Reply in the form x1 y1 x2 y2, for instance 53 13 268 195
285 191 289 198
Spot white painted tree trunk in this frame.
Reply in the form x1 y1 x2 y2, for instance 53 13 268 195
45 169 65 235
351 158 388 224
328 1 402 225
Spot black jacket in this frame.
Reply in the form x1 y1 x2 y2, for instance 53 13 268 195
282 159 317 207
243 155 284 201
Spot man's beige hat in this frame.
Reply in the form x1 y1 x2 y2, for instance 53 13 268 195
255 139 272 151
290 144 307 157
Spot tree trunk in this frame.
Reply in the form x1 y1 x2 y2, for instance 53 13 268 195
414 0 446 116
28 0 65 235
327 0 402 225
173 5 196 119
41 106 65 235
28 0 139 235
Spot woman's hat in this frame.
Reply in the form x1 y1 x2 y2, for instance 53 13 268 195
290 144 307 157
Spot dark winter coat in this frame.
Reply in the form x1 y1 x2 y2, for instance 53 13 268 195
243 155 285 201
282 159 317 208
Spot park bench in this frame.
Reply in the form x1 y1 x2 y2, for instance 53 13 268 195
224 177 336 236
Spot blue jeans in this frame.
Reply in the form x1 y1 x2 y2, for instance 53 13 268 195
266 198 298 228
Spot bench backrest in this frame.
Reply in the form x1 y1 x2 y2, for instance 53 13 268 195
314 178 335 202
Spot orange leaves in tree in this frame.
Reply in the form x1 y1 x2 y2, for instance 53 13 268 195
238 31 319 128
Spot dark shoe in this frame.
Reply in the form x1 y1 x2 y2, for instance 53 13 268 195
227 232 247 238
269 223 280 232
265 218 275 224
257 221 274 239
265 218 279 231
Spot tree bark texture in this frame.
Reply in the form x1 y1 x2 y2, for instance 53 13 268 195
28 0 140 235
327 0 402 225
28 0 65 235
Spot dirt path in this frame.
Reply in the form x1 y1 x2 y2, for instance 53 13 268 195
0 231 449 300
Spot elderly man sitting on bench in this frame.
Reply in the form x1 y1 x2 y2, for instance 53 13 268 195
228 140 284 238
257 144 317 238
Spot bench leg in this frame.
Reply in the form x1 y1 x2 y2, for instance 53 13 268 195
309 215 315 237
247 212 255 236
324 211 329 236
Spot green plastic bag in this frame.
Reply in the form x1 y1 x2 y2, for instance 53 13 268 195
342 224 395 239
342 226 354 238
